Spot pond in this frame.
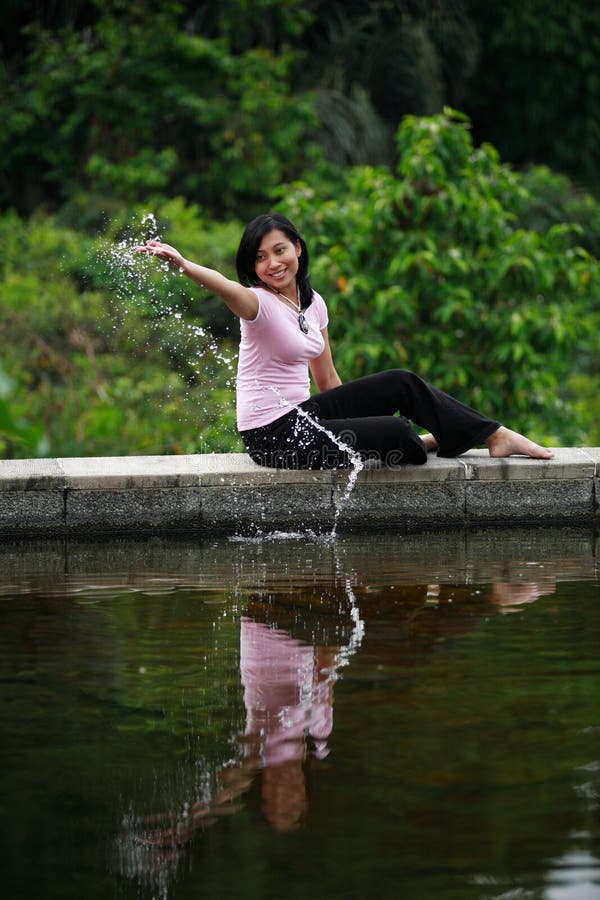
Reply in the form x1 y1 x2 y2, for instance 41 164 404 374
1 527 600 900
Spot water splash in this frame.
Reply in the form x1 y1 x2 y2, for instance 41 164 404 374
103 212 169 315
229 528 325 544
338 577 365 667
102 215 364 531
288 401 364 538
98 213 237 435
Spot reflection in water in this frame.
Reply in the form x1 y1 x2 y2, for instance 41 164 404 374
6 529 599 900
117 576 364 896
490 578 557 613
115 566 560 899
240 620 336 831
544 848 600 899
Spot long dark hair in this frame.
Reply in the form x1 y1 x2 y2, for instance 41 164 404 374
235 213 313 309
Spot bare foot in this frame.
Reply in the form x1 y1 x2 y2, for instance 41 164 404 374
486 426 554 459
491 580 555 612
421 433 439 452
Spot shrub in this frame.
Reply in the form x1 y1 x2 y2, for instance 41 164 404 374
277 110 600 444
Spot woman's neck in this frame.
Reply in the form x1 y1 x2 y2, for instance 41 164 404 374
266 282 300 309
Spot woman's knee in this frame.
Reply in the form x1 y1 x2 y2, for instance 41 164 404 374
376 368 418 389
389 367 422 383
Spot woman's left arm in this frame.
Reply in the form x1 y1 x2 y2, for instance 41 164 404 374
309 328 343 392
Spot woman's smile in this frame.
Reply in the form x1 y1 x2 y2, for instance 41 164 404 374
255 229 301 294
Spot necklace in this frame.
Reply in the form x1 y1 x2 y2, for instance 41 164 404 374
271 286 309 334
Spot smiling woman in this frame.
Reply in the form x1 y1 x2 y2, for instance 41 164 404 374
253 232 310 334
135 212 554 470
253 231 302 295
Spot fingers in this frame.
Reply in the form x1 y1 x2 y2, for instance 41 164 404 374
131 240 185 272
133 239 162 252
133 239 173 260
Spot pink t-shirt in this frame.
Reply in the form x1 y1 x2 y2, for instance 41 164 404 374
236 286 328 431
240 618 334 766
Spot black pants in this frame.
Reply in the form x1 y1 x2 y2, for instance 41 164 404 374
240 369 500 470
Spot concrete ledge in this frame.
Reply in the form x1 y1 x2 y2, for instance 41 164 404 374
0 449 599 536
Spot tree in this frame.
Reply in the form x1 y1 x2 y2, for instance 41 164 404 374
0 1 321 218
277 110 600 443
465 0 600 190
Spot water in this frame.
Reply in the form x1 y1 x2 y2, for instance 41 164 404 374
104 220 235 374
1 527 600 899
99 214 237 435
269 391 364 533
106 218 234 363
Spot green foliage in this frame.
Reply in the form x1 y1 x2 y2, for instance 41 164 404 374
3 109 600 459
517 166 600 258
0 3 321 217
0 204 244 458
466 0 600 190
0 364 47 457
3 0 600 221
567 373 600 446
298 0 478 120
278 110 600 444
191 0 316 51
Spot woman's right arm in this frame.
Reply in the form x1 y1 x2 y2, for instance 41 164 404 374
135 239 259 321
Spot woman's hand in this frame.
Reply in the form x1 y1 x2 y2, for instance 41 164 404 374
134 238 259 320
134 239 186 270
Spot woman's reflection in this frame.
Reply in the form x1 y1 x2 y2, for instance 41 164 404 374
116 574 555 894
117 614 343 885
239 618 338 832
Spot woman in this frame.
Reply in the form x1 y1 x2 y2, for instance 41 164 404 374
135 212 554 469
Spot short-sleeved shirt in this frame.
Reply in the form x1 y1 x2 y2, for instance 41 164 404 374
240 618 333 765
236 286 328 431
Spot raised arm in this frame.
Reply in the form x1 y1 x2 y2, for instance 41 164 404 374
135 239 259 320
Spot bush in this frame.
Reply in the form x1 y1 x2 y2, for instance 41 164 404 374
277 110 600 444
0 203 244 458
0 5 322 218
0 363 47 458
3 110 600 458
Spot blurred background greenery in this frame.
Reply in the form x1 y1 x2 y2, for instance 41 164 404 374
1 0 600 458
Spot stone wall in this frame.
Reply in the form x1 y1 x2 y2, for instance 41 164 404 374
1 449 599 536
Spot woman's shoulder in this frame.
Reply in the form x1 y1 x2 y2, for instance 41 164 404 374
241 285 278 326
249 285 278 307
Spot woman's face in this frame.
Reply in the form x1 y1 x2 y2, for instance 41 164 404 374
254 229 301 295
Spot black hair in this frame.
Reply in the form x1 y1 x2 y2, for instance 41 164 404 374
235 212 313 309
